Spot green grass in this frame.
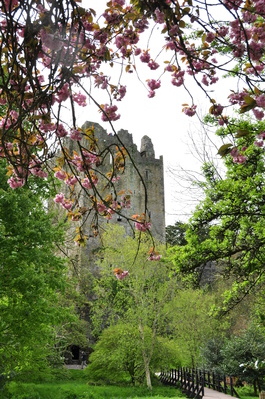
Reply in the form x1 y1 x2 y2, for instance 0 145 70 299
2 370 260 399
3 382 183 399
236 386 259 399
2 370 184 399
4 381 261 399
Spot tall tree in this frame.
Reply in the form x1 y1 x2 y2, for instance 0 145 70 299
167 119 265 312
86 321 179 385
166 288 224 368
90 224 178 389
219 323 265 394
166 221 188 246
0 161 79 382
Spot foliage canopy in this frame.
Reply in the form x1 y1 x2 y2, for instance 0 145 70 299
1 0 265 239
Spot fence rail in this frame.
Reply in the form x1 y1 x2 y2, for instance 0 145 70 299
159 368 239 399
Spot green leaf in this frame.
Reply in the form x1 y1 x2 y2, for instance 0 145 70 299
234 129 250 138
217 143 233 156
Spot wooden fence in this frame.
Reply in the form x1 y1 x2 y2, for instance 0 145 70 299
159 368 239 399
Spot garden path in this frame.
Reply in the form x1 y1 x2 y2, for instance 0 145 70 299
203 387 237 399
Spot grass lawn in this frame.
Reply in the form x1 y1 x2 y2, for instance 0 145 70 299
2 370 260 399
4 381 183 399
3 369 184 399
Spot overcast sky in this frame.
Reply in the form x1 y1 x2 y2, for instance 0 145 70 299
69 1 229 225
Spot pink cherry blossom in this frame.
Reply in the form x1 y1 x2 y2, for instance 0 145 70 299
140 51 151 63
72 92 87 107
82 174 98 189
253 108 264 120
62 201 73 210
148 90 156 98
115 270 129 280
3 0 19 11
148 60 159 70
233 155 247 164
70 129 83 141
254 140 264 147
99 204 108 215
54 170 67 180
147 79 161 91
211 104 224 116
115 85 127 101
148 254 162 261
112 0 125 6
134 221 151 232
55 124 68 138
54 193 65 203
230 147 248 164
65 176 78 186
258 131 265 139
154 8 165 24
29 160 48 178
256 95 265 108
8 176 25 189
101 104 120 122
205 32 215 43
183 105 197 117
56 83 70 103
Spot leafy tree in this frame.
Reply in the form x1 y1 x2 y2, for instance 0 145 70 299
90 224 179 389
166 288 226 368
167 119 265 311
199 280 260 373
0 161 81 385
86 322 179 385
219 324 265 394
199 337 225 375
166 221 188 246
1 0 265 241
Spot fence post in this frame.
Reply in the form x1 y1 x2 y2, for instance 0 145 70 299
224 374 227 394
201 370 205 398
213 372 216 390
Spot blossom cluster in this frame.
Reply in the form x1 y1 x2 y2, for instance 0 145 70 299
147 248 162 261
230 147 248 164
51 127 132 234
132 213 152 232
113 267 129 280
1 0 265 240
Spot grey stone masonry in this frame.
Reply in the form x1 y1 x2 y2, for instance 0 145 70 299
80 121 166 243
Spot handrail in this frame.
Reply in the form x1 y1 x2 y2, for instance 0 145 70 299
159 368 239 399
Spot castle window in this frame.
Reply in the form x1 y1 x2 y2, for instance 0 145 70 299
145 169 151 181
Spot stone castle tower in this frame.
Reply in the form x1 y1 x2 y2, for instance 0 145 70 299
63 122 165 361
74 121 166 243
63 121 165 272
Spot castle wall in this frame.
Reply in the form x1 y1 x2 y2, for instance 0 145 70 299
80 121 166 243
58 122 166 348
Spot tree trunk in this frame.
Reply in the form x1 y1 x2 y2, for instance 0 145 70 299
138 323 153 390
143 351 152 390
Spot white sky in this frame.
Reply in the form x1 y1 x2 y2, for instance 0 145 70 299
69 1 231 226
74 72 225 227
